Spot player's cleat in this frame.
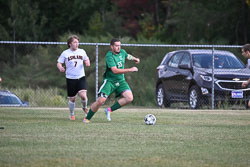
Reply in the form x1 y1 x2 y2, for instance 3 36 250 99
104 107 111 121
83 117 90 123
69 115 76 120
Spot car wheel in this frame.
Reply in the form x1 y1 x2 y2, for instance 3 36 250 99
156 84 170 108
189 85 201 109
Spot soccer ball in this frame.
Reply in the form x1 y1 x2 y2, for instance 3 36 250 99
144 114 156 125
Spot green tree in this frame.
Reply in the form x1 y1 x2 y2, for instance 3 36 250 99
8 0 45 41
88 12 104 36
159 0 250 44
0 1 11 41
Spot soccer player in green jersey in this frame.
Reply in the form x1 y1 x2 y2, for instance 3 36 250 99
83 38 140 123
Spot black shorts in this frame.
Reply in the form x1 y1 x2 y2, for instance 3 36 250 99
66 76 87 97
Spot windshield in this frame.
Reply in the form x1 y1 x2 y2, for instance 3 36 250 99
0 95 22 104
192 54 245 69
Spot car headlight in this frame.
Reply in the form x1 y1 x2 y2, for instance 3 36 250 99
200 75 212 82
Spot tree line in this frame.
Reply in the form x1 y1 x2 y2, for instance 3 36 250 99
0 0 249 44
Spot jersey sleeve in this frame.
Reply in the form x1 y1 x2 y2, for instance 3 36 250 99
57 51 66 63
81 49 89 61
121 49 128 59
106 52 116 68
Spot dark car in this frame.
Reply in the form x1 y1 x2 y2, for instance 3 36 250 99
155 49 250 109
0 90 29 107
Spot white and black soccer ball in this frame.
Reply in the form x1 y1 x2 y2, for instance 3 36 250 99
144 114 156 125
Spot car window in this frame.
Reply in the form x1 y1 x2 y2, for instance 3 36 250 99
219 56 244 69
0 95 9 104
161 54 169 65
168 53 183 68
9 96 21 104
192 54 245 69
196 55 212 68
179 53 191 66
0 95 21 104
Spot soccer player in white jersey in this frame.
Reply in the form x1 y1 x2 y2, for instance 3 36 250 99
57 35 90 120
241 44 250 108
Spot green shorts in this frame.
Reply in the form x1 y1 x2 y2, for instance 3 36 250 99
98 79 131 98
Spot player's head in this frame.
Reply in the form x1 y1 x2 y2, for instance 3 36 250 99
67 35 79 49
242 44 250 58
110 38 121 54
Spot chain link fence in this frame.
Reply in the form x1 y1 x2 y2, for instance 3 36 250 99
0 41 248 110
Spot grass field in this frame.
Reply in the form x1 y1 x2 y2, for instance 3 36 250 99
0 107 250 167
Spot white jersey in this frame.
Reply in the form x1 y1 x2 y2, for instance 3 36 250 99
57 48 89 79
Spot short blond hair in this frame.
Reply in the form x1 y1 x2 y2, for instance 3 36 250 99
67 35 79 48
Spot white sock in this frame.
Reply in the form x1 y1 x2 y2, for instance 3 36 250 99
68 101 75 115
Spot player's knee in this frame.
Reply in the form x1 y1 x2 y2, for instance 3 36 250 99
81 96 87 100
79 92 87 100
126 95 133 103
97 97 106 106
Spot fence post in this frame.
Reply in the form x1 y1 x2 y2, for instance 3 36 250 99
211 46 215 109
95 43 99 101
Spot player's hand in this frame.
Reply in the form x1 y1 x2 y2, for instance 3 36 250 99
59 67 65 72
134 58 140 64
242 81 249 88
130 67 138 72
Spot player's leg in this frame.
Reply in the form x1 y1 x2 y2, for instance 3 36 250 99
79 90 88 116
118 90 134 106
104 81 132 121
79 90 87 109
110 80 132 110
106 90 133 112
77 76 89 116
84 96 107 123
68 96 77 118
67 78 78 120
84 79 113 123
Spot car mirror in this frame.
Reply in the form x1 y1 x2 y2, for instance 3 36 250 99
179 64 191 70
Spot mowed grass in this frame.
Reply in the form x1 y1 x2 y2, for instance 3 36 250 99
0 108 250 167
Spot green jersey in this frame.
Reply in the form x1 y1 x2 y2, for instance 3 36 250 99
104 49 128 82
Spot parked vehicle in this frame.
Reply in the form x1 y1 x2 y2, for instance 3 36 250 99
155 49 250 109
0 90 29 107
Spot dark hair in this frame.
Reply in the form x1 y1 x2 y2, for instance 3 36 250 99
67 35 79 48
110 38 120 45
243 44 250 52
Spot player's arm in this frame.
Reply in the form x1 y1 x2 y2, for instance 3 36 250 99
111 66 138 74
84 58 90 67
127 54 140 64
57 62 65 72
